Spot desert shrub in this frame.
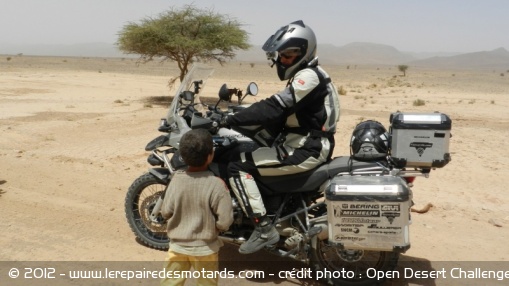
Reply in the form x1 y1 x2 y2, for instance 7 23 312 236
468 99 476 104
250 63 255 68
491 100 495 104
501 73 504 77
413 99 425 106
337 86 347 95
6 57 12 61
387 76 402 87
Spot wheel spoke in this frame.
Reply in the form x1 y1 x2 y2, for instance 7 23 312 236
125 173 170 249
313 239 398 283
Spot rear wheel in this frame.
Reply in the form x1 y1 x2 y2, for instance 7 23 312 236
125 173 169 249
310 238 399 286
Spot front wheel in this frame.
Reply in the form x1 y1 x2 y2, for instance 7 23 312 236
125 173 170 250
310 238 399 286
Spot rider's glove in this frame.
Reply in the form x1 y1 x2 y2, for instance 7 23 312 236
219 116 231 129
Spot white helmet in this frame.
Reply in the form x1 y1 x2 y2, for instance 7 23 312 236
262 20 317 80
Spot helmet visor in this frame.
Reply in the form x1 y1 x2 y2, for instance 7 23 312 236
266 47 301 61
266 51 277 61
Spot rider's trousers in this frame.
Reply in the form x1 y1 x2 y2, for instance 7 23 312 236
227 138 332 218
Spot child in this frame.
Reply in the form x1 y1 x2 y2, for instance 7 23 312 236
160 129 234 286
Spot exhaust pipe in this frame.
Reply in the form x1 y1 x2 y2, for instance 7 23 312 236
219 235 246 244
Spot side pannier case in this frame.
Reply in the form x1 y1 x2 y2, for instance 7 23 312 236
326 175 412 252
389 112 452 168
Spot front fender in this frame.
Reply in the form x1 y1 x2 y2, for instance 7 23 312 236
145 135 170 151
148 168 171 184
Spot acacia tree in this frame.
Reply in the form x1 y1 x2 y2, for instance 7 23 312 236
117 5 250 82
398 65 409 77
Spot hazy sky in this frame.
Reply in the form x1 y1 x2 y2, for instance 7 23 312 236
1 0 507 53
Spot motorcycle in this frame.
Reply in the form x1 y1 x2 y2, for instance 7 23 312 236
125 64 451 285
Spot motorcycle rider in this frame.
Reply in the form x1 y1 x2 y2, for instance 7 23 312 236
219 20 340 254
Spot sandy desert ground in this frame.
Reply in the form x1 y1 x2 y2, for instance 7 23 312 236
0 55 508 285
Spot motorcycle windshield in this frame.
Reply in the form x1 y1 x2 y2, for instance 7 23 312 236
165 64 215 127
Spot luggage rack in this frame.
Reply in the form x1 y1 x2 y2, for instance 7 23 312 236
337 164 431 179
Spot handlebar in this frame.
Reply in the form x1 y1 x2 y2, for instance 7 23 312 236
213 136 236 148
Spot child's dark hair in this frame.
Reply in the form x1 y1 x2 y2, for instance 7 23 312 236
179 129 213 167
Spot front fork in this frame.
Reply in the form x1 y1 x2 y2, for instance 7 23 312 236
149 197 166 223
147 149 176 224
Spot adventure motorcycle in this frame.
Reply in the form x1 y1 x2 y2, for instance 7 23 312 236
125 64 451 285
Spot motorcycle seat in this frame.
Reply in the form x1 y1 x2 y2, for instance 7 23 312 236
256 156 381 194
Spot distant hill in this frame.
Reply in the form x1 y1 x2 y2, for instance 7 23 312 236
2 42 508 69
235 42 473 66
237 44 509 69
235 42 415 65
407 47 509 69
321 42 415 65
0 42 128 58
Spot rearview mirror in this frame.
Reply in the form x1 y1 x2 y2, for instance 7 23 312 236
246 82 258 96
218 84 230 101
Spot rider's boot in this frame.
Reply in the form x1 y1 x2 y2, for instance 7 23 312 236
239 216 279 254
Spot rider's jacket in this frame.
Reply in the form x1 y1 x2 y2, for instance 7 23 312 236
226 64 340 160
